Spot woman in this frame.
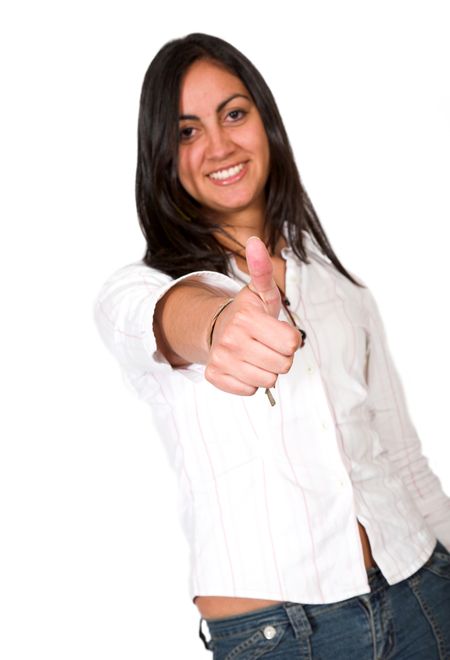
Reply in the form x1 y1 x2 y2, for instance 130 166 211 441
94 33 450 658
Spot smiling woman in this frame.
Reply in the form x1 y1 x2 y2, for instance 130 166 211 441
94 33 450 659
177 60 270 223
133 33 357 281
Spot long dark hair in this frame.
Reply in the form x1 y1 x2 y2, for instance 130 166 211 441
136 33 363 288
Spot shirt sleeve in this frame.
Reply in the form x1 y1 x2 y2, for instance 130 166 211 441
362 285 450 550
93 261 242 384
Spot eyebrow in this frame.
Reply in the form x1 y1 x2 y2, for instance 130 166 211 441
179 93 251 121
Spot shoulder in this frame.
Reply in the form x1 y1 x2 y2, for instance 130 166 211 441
98 260 172 288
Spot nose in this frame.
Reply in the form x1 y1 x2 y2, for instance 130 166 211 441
205 125 235 161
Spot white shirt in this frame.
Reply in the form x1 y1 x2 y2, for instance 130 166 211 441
93 231 450 605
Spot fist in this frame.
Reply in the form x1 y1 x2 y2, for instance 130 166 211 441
205 237 302 396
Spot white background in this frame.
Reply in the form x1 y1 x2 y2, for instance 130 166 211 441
1 1 449 658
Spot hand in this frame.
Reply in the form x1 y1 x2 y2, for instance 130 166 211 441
205 236 303 396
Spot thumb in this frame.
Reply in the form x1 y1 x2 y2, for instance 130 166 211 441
245 236 281 318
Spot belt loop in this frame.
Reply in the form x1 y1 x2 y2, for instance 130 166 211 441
198 617 214 651
283 602 313 640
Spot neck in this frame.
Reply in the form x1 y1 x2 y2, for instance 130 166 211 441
206 204 287 262
207 201 266 249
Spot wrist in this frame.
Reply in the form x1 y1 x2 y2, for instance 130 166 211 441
207 298 235 350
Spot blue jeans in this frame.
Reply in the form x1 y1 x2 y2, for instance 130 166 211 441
198 540 450 659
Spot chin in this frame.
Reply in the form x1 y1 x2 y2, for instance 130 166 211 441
212 194 260 213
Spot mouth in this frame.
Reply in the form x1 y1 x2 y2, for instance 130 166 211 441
207 161 248 185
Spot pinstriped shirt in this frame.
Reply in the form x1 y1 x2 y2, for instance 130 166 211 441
93 231 450 605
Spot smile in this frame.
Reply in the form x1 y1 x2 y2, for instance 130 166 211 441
208 162 247 183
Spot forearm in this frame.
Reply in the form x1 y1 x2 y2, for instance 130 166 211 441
154 281 232 366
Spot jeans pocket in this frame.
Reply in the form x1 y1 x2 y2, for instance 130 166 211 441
211 618 290 660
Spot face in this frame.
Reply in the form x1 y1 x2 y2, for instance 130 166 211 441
177 59 270 222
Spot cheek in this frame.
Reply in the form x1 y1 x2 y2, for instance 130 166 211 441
252 125 270 170
257 135 270 177
177 153 192 192
177 149 202 192
262 138 270 168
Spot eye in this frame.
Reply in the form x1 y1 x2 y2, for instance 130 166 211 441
226 109 247 121
179 126 196 142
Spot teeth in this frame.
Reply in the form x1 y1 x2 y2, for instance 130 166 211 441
209 163 244 181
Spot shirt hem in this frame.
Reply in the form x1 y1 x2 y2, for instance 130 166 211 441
190 582 374 607
380 536 437 585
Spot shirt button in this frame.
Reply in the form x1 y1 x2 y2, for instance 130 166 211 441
321 422 328 430
306 365 314 374
263 625 277 640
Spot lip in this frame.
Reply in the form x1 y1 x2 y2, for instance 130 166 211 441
207 161 249 186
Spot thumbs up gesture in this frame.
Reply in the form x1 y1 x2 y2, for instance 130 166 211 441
245 235 282 319
205 236 303 397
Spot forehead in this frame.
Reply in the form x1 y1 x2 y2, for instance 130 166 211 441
179 59 250 113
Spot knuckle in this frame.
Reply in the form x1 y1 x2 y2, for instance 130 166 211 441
219 332 236 350
209 345 234 369
233 310 249 326
264 373 277 389
204 364 217 383
286 328 301 353
283 341 295 355
210 343 223 361
279 357 293 373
